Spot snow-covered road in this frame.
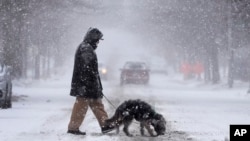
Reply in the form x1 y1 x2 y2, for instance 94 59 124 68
0 73 249 141
105 74 250 141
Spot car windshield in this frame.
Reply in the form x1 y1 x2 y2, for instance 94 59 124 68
125 63 146 70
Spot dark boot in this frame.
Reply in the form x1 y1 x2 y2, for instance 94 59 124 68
67 130 86 135
102 125 115 134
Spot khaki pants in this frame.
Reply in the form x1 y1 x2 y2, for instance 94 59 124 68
68 97 108 131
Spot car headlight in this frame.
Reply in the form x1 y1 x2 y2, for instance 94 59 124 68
101 69 107 74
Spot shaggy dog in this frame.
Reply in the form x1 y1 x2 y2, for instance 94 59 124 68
105 99 166 137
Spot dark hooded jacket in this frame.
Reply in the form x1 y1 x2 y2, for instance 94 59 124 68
70 28 103 99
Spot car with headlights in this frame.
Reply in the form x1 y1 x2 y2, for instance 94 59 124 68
98 63 108 80
0 64 12 109
120 61 150 85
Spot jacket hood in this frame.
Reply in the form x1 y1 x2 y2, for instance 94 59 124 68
83 27 103 43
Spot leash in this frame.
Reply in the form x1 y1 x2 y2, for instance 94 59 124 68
103 94 117 109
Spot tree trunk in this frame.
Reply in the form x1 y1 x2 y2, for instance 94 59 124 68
2 0 12 66
204 50 211 83
228 50 234 88
211 46 220 84
34 55 40 79
47 47 51 77
42 55 46 78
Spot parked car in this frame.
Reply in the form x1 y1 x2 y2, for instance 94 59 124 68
0 64 12 109
98 63 108 80
120 61 150 85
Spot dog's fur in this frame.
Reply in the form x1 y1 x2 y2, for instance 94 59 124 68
105 99 166 137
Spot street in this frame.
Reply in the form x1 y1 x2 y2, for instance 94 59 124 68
0 72 249 141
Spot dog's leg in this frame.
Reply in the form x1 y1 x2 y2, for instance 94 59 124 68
116 124 120 134
123 120 133 137
115 117 124 134
145 123 156 137
140 122 145 136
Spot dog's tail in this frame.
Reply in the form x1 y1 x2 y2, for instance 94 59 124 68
106 110 123 127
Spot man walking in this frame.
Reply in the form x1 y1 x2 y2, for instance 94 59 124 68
67 27 114 135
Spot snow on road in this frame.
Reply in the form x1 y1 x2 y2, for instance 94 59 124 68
0 72 249 141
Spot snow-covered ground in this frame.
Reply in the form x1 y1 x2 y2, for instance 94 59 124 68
0 71 249 141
